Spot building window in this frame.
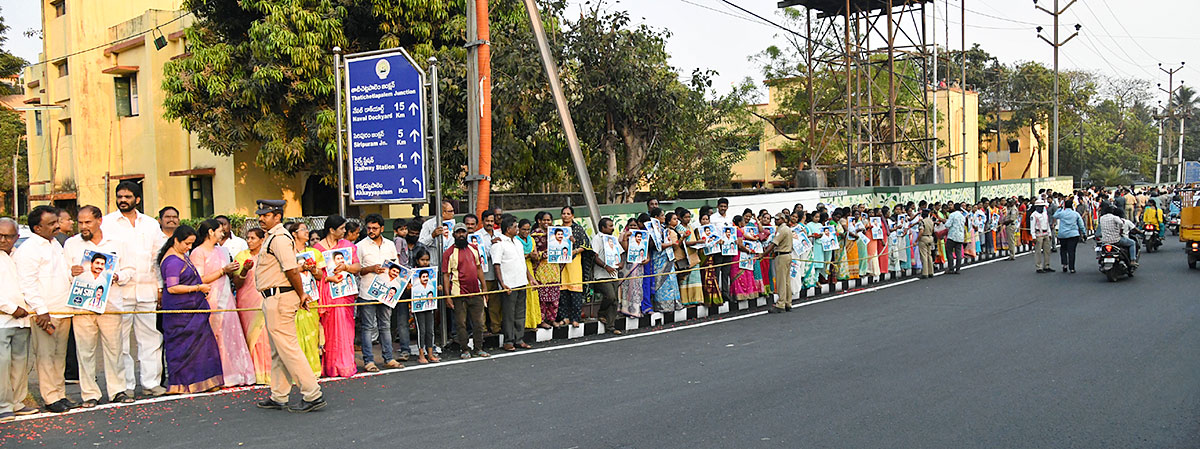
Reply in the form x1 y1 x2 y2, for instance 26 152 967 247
51 0 65 17
34 111 42 136
1008 140 1020 153
59 118 71 136
190 176 214 218
53 60 68 77
115 75 139 117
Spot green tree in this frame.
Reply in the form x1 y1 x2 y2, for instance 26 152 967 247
0 6 28 93
0 107 27 215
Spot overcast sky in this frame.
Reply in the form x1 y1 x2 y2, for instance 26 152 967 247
7 0 1200 102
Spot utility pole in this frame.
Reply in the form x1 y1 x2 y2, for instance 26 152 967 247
1035 0 1080 178
960 0 966 182
1178 114 1187 183
1158 62 1185 183
931 0 938 184
1155 102 1165 184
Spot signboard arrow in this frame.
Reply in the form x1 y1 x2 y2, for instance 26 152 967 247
410 151 421 164
408 103 419 115
410 129 420 143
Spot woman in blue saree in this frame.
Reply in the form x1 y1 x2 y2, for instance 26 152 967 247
157 225 224 394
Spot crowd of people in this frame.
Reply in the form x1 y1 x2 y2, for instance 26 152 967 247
0 181 1193 420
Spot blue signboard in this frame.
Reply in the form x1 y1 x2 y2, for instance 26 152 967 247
344 48 427 203
1186 161 1200 184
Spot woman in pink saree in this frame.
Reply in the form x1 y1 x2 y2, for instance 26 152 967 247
232 228 271 384
191 219 256 387
312 215 362 378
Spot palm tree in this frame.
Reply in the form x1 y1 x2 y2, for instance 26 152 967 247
1172 86 1198 117
1089 165 1129 187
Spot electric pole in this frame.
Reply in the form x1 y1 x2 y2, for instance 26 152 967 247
1155 102 1165 185
1035 0 1080 178
1159 62 1185 183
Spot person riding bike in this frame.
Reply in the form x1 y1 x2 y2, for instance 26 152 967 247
1097 205 1138 266
1142 199 1164 238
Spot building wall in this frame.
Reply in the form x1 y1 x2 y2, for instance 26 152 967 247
23 1 306 218
980 111 1051 181
928 87 981 183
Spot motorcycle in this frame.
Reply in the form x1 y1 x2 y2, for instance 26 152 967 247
1096 242 1138 282
1167 214 1180 236
1142 223 1162 253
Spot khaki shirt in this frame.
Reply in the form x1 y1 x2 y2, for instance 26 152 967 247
770 226 793 255
256 223 298 290
918 217 936 240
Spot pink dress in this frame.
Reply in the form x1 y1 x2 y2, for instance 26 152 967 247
234 249 271 384
191 245 256 386
312 239 359 377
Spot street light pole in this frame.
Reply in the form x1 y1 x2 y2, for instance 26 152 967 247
1035 0 1079 178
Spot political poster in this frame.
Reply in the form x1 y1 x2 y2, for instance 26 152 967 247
363 261 410 308
870 217 884 240
744 223 759 239
720 226 739 256
627 230 649 264
600 234 622 268
322 248 358 298
820 226 839 251
763 226 777 243
66 250 117 314
295 252 321 300
791 226 813 257
738 240 761 270
699 224 721 255
441 220 455 251
409 267 438 313
547 226 573 264
468 233 490 272
648 219 664 251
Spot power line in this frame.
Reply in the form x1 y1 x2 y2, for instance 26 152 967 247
673 0 769 28
1095 0 1159 61
19 12 192 70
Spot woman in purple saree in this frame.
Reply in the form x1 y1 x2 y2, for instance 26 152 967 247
158 225 224 394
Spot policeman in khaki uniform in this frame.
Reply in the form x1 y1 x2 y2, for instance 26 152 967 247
252 200 326 413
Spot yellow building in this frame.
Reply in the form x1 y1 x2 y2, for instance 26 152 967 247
730 79 797 189
930 86 980 183
22 1 307 218
979 111 1051 180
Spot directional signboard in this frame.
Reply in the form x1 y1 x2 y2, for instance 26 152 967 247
1185 161 1200 184
344 48 427 203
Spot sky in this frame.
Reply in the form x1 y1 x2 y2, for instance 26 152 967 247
6 0 1200 103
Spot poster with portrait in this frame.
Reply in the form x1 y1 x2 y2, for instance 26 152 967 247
699 224 721 255
409 267 439 313
322 248 358 298
743 223 759 239
869 217 884 240
547 226 573 264
973 210 986 231
600 234 622 268
819 225 840 251
738 240 761 270
791 226 813 257
66 250 117 313
627 230 649 264
441 220 456 250
648 219 664 251
720 226 739 256
295 252 320 299
363 261 410 308
468 233 490 272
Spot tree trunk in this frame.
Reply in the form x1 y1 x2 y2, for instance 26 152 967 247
603 113 618 203
1025 119 1043 178
620 123 648 204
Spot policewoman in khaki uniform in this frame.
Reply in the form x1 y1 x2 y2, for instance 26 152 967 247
252 200 326 413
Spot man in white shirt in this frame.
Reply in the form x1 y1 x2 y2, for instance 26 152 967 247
708 198 734 302
491 216 533 351
356 214 401 372
1030 200 1054 273
472 211 502 335
216 215 248 258
418 200 456 261
14 206 74 413
101 181 165 397
0 218 38 421
589 217 623 334
63 206 136 406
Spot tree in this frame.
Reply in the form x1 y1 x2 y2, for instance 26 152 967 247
0 6 28 93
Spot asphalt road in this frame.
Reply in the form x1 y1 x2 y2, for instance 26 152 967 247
6 238 1199 448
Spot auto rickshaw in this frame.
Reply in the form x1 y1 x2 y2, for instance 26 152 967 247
1181 190 1200 269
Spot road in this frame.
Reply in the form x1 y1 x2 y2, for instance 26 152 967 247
5 238 1199 448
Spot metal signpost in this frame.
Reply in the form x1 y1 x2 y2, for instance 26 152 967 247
341 48 430 205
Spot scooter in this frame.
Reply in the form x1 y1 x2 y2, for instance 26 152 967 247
1142 223 1162 253
1096 241 1139 282
1167 214 1180 236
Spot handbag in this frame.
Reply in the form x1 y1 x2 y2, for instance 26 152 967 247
934 223 949 240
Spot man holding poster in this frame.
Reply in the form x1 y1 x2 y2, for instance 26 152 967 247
62 206 136 406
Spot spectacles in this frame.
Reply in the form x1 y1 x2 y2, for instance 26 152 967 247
0 233 17 240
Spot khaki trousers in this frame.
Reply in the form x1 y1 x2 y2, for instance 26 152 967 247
1005 225 1018 259
772 254 793 308
32 317 72 404
74 314 127 401
484 280 502 334
918 237 935 276
1034 236 1053 270
263 291 321 403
